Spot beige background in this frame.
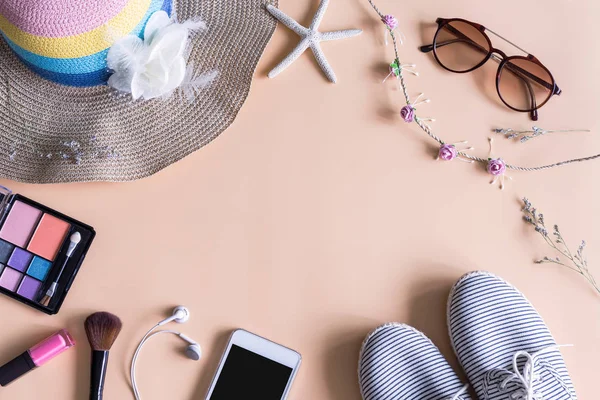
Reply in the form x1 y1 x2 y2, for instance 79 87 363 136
0 0 599 398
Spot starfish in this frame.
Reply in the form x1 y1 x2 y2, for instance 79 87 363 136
266 0 362 83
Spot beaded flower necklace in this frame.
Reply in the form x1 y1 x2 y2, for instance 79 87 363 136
367 0 600 189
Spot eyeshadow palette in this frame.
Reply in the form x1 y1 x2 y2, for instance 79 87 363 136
0 187 95 314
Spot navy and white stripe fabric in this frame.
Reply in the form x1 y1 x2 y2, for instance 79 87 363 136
358 323 470 400
448 271 577 400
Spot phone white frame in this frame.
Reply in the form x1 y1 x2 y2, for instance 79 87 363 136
205 329 302 399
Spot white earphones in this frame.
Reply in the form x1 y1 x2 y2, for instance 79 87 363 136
158 305 190 325
130 306 202 399
178 333 203 361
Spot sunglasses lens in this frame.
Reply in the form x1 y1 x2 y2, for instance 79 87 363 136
497 58 554 111
433 21 491 72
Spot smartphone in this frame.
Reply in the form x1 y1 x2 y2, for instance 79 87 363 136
205 329 302 400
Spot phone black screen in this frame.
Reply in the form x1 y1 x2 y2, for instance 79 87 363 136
209 345 293 399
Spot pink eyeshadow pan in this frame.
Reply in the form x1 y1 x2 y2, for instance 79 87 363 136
0 201 42 248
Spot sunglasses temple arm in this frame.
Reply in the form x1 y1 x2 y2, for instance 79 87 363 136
419 37 488 55
501 64 539 120
421 24 490 56
445 24 556 92
425 38 552 93
470 26 556 93
419 43 435 53
525 78 539 121
426 25 555 92
531 108 538 121
503 62 554 91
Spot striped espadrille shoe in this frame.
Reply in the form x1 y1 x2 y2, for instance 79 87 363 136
358 323 470 400
448 271 577 400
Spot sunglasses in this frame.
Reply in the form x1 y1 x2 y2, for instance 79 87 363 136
420 18 561 121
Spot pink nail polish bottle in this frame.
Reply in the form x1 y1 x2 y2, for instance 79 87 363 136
0 329 75 386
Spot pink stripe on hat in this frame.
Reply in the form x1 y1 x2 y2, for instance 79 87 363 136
0 0 130 38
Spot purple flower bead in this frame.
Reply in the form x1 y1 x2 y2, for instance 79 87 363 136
381 15 398 30
438 144 457 161
487 158 506 175
400 105 415 123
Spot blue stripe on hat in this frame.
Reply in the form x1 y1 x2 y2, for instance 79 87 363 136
15 55 111 87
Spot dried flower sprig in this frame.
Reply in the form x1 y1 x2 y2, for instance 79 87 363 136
522 197 599 295
9 136 119 164
493 127 591 143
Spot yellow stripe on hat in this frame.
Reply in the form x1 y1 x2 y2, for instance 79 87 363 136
0 0 152 59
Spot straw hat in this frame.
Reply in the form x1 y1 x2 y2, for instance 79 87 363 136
0 0 278 183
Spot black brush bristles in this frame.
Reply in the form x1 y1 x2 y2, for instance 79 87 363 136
84 312 123 351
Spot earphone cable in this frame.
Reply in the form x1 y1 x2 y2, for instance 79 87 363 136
131 328 186 399
130 323 159 400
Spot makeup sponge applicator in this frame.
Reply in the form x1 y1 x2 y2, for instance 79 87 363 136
39 231 81 306
85 312 123 400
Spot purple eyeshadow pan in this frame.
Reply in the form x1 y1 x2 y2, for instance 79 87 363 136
7 248 34 272
0 268 23 292
17 276 42 300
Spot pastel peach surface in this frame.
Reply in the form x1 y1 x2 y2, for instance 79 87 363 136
0 0 599 399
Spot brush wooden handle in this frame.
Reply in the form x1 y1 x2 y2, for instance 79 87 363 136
90 350 109 400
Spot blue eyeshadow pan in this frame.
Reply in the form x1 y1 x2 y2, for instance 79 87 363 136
27 256 52 281
0 240 14 264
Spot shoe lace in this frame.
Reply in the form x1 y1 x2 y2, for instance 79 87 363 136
444 383 469 400
482 345 574 400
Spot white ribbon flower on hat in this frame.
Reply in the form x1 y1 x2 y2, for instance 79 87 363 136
107 11 216 101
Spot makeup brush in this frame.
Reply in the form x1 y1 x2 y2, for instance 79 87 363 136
85 312 123 400
39 231 81 306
